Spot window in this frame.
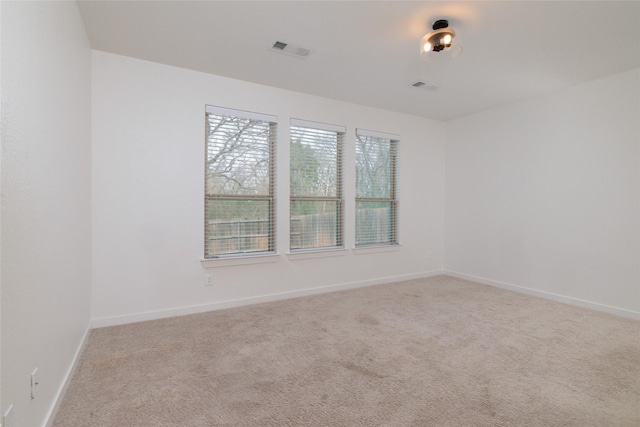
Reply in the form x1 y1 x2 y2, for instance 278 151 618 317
355 129 399 246
204 106 277 258
290 119 345 251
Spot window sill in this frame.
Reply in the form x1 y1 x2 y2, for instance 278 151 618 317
201 253 280 268
287 247 348 261
353 244 401 255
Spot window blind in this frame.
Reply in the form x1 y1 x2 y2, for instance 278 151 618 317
290 119 345 251
204 106 277 257
355 128 399 246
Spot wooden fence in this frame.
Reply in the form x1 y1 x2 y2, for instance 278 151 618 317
207 208 391 255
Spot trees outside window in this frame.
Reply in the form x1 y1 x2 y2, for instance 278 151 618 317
290 120 344 251
204 106 277 257
355 130 398 246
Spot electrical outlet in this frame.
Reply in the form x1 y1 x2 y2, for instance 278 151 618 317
205 274 213 286
3 404 14 427
31 368 39 399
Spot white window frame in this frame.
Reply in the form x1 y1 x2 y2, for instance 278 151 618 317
354 128 399 248
289 119 345 253
204 105 278 259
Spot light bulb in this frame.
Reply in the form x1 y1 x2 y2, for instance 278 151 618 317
423 42 431 52
442 34 452 45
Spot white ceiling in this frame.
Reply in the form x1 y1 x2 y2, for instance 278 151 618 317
77 1 640 121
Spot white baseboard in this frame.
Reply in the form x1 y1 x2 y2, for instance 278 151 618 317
44 324 91 427
91 269 445 328
445 270 640 320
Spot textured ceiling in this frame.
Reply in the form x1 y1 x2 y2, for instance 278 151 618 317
78 1 640 121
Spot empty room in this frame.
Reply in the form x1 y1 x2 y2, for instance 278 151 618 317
1 1 639 426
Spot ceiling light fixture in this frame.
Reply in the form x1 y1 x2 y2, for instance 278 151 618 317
420 19 462 61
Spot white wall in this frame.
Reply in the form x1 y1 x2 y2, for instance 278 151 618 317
1 2 92 426
445 69 640 317
91 51 445 325
0 3 636 424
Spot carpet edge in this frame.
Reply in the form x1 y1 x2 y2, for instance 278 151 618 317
445 270 640 320
91 269 445 329
44 325 92 427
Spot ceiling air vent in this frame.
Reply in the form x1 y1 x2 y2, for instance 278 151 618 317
271 41 311 58
273 41 288 50
411 81 439 91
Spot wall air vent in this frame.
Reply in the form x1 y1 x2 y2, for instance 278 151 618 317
271 40 312 58
411 81 439 91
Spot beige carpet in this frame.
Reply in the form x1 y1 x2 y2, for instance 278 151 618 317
53 275 640 426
